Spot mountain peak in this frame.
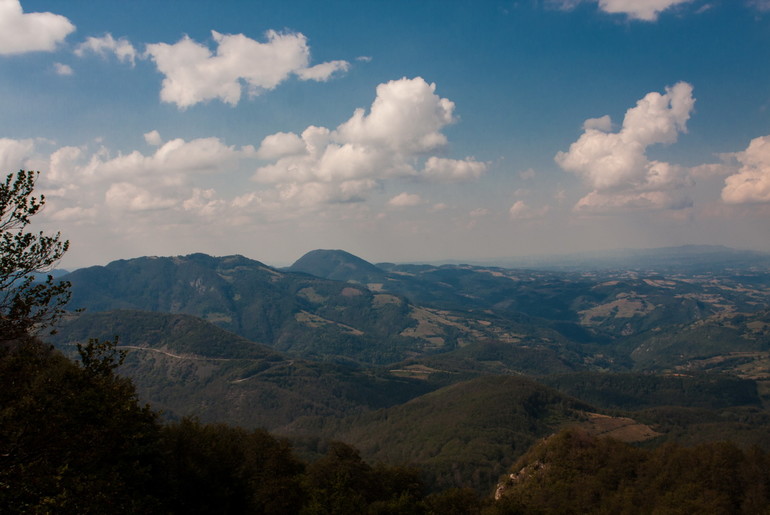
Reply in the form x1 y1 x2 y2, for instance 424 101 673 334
288 249 386 283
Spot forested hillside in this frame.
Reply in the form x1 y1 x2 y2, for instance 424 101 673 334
40 246 770 498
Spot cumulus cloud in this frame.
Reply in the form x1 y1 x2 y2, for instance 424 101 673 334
722 135 770 204
0 137 35 171
256 132 307 160
95 136 252 177
556 82 695 212
145 30 349 108
26 79 484 234
0 0 74 55
423 156 487 182
388 192 422 207
75 33 138 65
583 115 612 131
105 182 178 212
253 77 486 205
32 133 260 226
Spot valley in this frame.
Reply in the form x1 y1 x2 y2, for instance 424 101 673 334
47 246 770 494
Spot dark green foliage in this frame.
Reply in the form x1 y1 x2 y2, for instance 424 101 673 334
412 339 579 381
543 372 762 410
493 429 770 514
287 376 592 493
161 418 305 514
64 255 432 364
0 170 70 340
634 406 770 450
0 337 162 513
423 487 483 515
301 441 425 515
627 309 770 370
50 310 433 429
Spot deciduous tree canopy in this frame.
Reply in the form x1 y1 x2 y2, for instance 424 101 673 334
0 170 69 340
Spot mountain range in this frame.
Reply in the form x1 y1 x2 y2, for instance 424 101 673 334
46 246 770 492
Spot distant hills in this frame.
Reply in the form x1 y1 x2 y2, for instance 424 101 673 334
430 245 770 272
59 248 770 378
46 246 770 492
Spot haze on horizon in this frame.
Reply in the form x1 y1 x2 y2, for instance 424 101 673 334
2 0 770 269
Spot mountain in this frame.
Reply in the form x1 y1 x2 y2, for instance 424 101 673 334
63 253 600 367
50 310 432 429
287 249 389 284
64 254 448 364
62 250 770 379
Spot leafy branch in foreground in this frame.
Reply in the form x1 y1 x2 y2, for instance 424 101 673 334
0 170 70 339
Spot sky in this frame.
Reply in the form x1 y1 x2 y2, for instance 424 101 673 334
2 0 770 269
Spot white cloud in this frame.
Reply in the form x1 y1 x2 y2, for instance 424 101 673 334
27 79 484 243
53 62 73 76
144 130 163 146
388 192 422 207
256 131 309 160
105 182 178 212
95 136 253 178
336 77 455 155
722 135 770 204
556 82 695 212
0 137 35 170
583 115 612 132
431 203 448 212
253 77 483 207
182 188 223 217
75 33 138 65
689 162 735 178
295 60 350 81
145 30 349 108
470 208 491 217
598 0 693 21
423 156 487 182
0 0 74 55
33 134 259 228
574 190 692 212
509 200 549 220
548 0 693 21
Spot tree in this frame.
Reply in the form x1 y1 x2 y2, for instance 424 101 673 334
0 170 70 340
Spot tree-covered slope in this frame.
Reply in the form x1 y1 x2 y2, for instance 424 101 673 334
282 375 596 492
64 254 448 364
64 253 599 367
494 429 770 514
49 310 432 429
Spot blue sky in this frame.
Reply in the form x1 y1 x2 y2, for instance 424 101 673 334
2 0 770 268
